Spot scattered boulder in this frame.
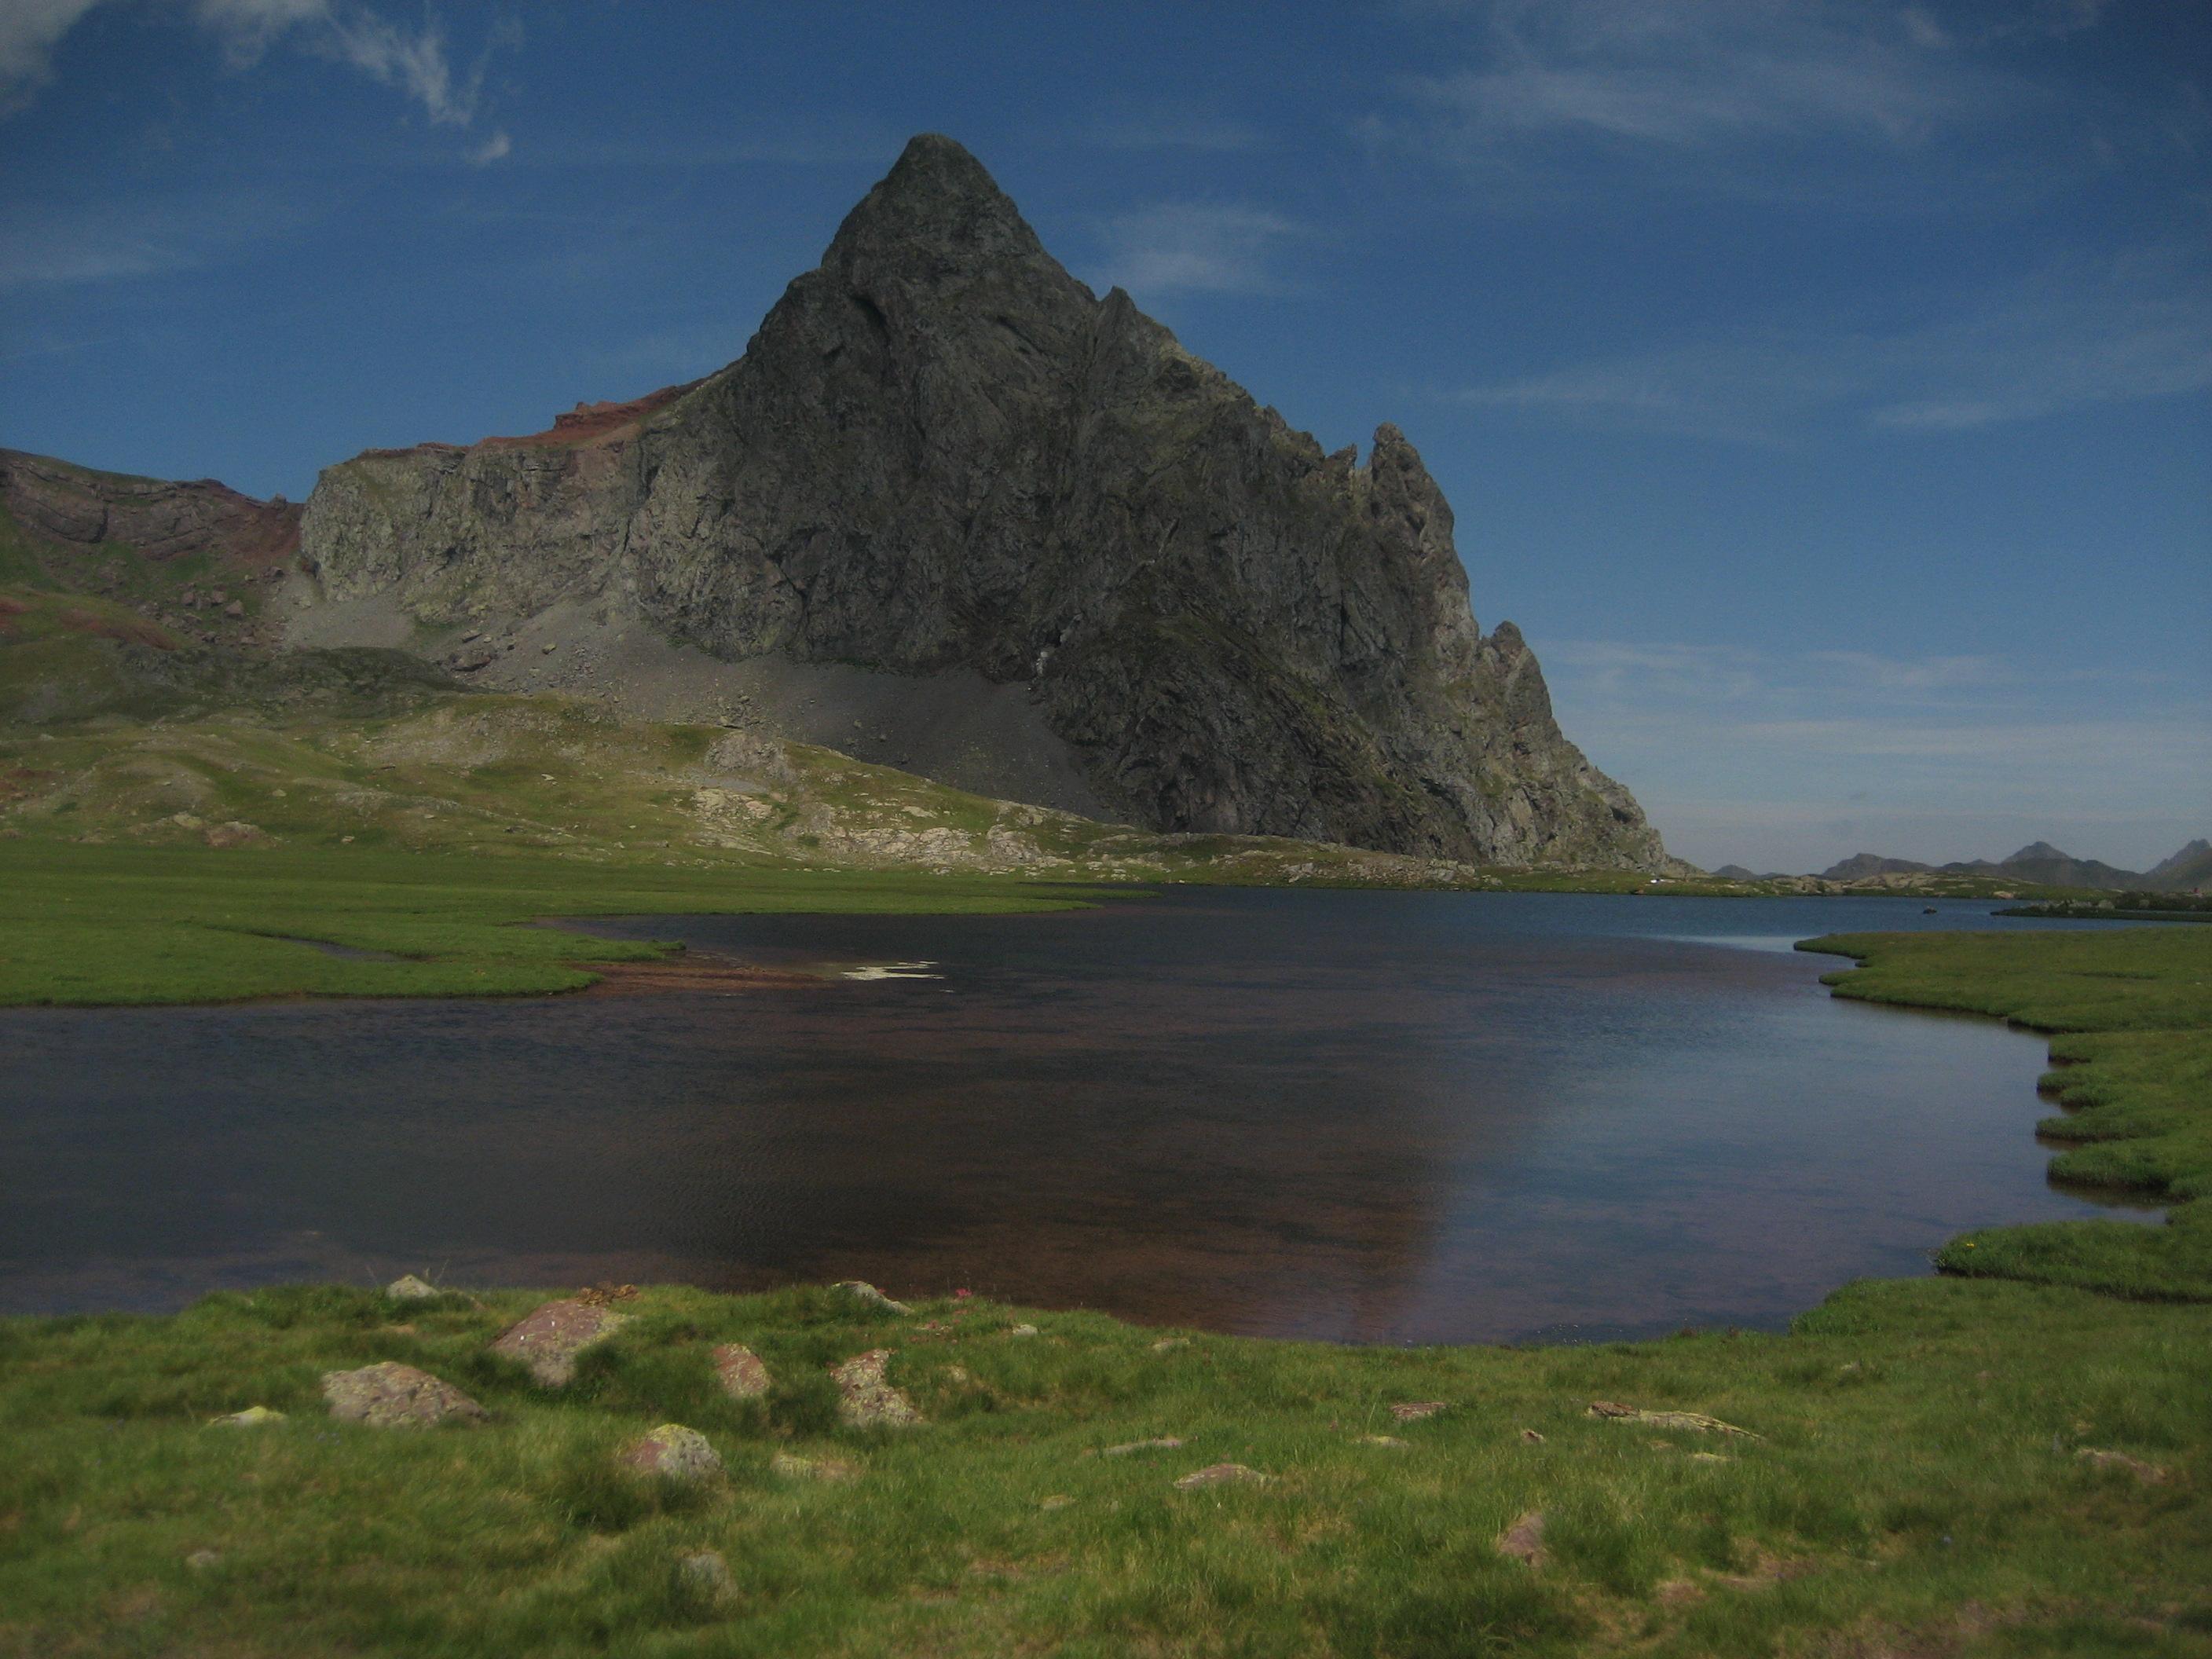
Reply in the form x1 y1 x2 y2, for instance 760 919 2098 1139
1098 1437 1185 1457
1006 1323 1040 1339
617 1424 723 1484
384 1274 441 1302
833 1280 912 1316
490 1298 630 1386
1174 1463 1269 1491
1496 1510 1547 1568
711 1342 771 1400
770 1449 859 1482
2076 1448 2168 1484
832 1349 923 1428
676 1549 734 1599
1520 1429 1545 1444
203 820 270 849
1390 1401 1448 1423
207 1405 285 1429
321 1362 485 1427
1588 1401 1760 1438
223 601 245 618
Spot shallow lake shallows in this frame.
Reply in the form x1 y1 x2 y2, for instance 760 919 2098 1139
0 891 2153 1341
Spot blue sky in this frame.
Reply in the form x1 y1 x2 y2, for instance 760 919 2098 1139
2 1 2206 873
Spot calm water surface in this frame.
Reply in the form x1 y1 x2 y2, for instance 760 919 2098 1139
0 892 2155 1341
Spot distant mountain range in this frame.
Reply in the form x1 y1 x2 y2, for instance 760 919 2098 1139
1812 840 2210 892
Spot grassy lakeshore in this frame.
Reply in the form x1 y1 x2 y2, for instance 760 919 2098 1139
2 931 2207 1654
0 840 1104 1008
1802 928 2212 1303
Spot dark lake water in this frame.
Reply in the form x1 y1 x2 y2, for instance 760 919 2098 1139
0 891 2157 1342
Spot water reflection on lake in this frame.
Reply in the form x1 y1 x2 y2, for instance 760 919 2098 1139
0 891 2155 1342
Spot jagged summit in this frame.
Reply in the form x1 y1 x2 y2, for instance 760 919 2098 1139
295 135 1667 868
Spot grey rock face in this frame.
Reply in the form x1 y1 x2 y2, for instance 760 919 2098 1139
301 134 1665 866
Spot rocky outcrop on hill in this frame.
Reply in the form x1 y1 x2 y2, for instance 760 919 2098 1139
2 449 300 573
298 134 1664 867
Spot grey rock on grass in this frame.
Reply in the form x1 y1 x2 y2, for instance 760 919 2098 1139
617 1424 723 1483
321 1362 486 1427
490 1298 630 1386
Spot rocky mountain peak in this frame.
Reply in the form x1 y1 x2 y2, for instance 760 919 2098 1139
2005 840 2069 863
296 134 1668 869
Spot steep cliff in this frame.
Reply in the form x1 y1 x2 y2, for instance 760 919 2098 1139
302 134 1664 866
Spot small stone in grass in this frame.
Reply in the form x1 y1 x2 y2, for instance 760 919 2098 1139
321 1362 485 1428
1150 1337 1188 1353
1689 1451 1733 1464
1520 1428 1545 1444
1039 1494 1075 1511
1496 1510 1546 1567
2077 1448 2167 1484
834 1280 913 1316
385 1274 441 1302
1098 1437 1185 1457
207 1405 285 1429
618 1424 723 1484
185 1548 222 1571
1357 1434 1408 1448
771 1449 859 1482
677 1550 733 1598
711 1342 771 1400
1007 1323 1039 1338
1390 1401 1448 1423
1174 1463 1269 1490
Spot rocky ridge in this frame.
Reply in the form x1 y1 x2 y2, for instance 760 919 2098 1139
296 134 1665 868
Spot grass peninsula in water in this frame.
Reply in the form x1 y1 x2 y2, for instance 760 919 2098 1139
1 925 2207 1656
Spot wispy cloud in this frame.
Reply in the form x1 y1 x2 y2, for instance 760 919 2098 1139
1094 203 1313 298
1082 112 1266 153
0 0 105 115
0 192 301 290
196 1 514 133
1359 0 2137 203
1452 242 2212 441
4 2 515 156
1542 634 2210 871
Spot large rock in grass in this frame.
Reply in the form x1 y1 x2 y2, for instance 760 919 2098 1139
712 1342 772 1400
832 1349 923 1428
320 1361 486 1427
490 1298 629 1386
618 1424 723 1483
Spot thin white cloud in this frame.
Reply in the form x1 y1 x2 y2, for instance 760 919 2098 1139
465 126 511 167
0 0 107 115
1541 632 2211 871
1390 1 2023 150
0 192 301 289
1453 243 2212 440
1083 112 1266 153
1095 203 1313 298
3 2 512 147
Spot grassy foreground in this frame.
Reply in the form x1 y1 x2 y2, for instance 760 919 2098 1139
2 1278 2207 1659
0 840 1102 1007
1803 928 2212 1303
